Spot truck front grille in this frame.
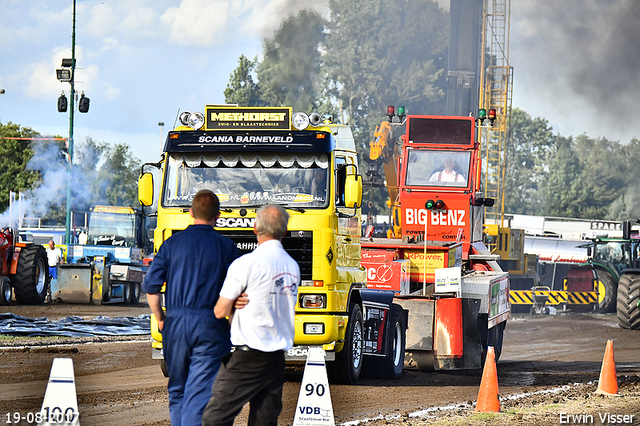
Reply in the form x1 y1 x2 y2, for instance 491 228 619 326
218 230 313 280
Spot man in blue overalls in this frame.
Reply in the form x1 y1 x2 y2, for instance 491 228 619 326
143 190 241 426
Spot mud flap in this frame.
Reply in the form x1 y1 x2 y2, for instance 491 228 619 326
434 298 481 370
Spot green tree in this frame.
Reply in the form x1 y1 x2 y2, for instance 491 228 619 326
323 0 449 144
322 0 449 218
101 143 140 207
503 108 556 215
572 135 626 218
224 55 262 106
258 9 327 112
541 135 584 218
608 138 640 220
75 138 141 209
0 122 44 213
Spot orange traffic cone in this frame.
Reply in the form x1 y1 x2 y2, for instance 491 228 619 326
595 340 619 396
475 346 500 412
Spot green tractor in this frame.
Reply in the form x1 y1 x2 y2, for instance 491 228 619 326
581 220 640 329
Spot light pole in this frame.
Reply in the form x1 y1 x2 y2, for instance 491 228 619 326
56 0 89 245
65 1 76 246
158 122 164 151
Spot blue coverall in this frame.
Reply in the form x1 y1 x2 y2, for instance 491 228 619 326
142 224 240 426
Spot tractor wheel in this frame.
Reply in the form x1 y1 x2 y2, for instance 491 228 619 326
12 245 49 305
367 304 406 379
329 304 363 384
596 269 617 313
617 273 640 330
0 276 12 305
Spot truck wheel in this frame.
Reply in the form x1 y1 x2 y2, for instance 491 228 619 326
596 269 617 313
368 304 406 379
0 276 12 305
330 303 363 384
130 283 141 304
13 245 49 305
487 321 506 362
160 359 169 377
617 274 640 330
123 282 132 305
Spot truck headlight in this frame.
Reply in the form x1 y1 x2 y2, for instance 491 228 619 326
178 111 205 130
292 112 310 130
300 294 326 308
188 112 205 130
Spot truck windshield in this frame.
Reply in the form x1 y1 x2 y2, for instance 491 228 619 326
405 149 471 187
87 212 136 246
163 152 330 208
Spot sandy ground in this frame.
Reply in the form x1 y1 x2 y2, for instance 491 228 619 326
1 299 639 425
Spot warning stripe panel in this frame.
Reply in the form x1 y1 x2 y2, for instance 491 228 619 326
510 290 597 305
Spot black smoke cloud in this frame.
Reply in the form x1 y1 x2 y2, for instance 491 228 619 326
512 0 640 139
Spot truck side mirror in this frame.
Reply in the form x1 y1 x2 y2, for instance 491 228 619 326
344 172 362 209
138 173 154 207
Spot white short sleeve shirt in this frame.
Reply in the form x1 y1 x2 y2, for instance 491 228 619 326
219 239 300 352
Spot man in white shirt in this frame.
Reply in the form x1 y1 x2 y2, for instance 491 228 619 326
202 205 299 426
45 240 62 280
429 156 466 183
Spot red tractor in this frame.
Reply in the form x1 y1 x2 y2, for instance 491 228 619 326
0 228 50 305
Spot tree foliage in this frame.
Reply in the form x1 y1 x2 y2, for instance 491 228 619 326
503 108 556 215
258 9 327 113
324 0 448 142
220 1 640 222
0 121 141 227
224 55 262 106
73 137 141 210
504 109 639 220
0 122 46 212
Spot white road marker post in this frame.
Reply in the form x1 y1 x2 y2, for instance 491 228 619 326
293 347 335 426
37 358 80 426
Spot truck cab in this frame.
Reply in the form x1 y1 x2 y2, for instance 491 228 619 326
139 106 403 383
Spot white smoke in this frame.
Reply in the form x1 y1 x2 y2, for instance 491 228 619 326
0 139 100 230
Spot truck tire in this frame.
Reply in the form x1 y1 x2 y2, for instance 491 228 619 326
160 359 169 378
367 304 406 379
329 303 363 384
0 276 12 305
487 321 506 362
617 273 640 330
130 282 141 305
12 245 49 305
480 316 505 365
123 282 132 305
596 269 617 313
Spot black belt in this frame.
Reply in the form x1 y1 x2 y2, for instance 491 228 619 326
233 345 284 354
234 345 256 352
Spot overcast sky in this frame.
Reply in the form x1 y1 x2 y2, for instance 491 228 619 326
1 0 639 165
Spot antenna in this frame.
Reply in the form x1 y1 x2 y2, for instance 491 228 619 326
172 108 181 129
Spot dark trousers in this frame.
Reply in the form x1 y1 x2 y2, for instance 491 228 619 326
164 312 230 426
201 348 285 426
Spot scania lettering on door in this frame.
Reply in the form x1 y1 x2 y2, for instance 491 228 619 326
405 208 466 226
216 217 256 228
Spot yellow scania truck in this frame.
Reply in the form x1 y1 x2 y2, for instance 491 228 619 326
138 105 407 383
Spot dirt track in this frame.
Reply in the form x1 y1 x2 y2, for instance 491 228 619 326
1 300 640 425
